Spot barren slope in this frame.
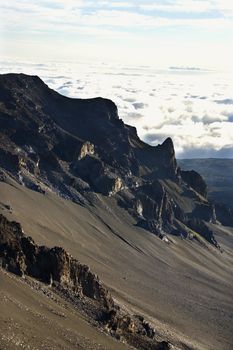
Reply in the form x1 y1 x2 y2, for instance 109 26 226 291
0 268 131 350
1 177 233 350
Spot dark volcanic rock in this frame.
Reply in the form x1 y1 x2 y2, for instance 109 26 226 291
188 218 219 248
0 73 231 246
0 214 26 275
191 203 216 222
181 170 207 198
0 213 113 308
0 73 178 184
215 204 233 227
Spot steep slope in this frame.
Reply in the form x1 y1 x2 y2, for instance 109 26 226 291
0 73 233 350
1 175 233 350
0 268 131 350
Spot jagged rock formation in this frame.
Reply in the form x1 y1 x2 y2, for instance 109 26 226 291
0 73 232 248
0 213 171 350
0 213 113 308
180 169 207 198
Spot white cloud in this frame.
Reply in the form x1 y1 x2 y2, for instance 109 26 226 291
140 1 214 13
1 0 233 33
141 0 233 16
1 0 233 70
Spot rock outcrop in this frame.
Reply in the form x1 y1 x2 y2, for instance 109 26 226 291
0 214 113 308
181 170 207 198
78 141 95 160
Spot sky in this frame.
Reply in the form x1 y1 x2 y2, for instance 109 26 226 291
0 0 233 158
1 0 233 69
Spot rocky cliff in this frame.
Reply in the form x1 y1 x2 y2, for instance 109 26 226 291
0 213 113 307
0 73 232 248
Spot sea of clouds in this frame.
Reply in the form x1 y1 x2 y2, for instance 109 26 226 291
1 59 233 159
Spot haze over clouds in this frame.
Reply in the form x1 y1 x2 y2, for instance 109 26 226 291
0 0 233 158
1 0 233 68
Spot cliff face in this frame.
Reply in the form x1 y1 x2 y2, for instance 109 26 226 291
0 73 177 181
0 73 231 247
0 214 113 308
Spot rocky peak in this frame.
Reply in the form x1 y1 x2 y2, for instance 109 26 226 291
161 137 174 153
158 137 178 178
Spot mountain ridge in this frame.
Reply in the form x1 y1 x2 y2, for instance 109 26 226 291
0 72 229 248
